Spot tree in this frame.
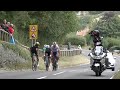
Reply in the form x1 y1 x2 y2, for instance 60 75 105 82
91 12 120 38
0 11 80 47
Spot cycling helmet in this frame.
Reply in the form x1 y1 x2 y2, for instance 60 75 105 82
53 42 57 45
35 42 40 46
46 45 50 48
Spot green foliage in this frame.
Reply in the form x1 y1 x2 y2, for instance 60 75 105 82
103 37 120 49
66 32 77 38
0 11 80 47
85 34 92 45
64 35 86 46
89 11 104 15
0 11 7 22
91 13 120 38
79 15 93 30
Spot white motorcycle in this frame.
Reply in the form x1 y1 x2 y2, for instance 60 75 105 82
88 42 107 76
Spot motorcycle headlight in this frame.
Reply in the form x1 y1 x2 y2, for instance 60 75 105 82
93 55 101 59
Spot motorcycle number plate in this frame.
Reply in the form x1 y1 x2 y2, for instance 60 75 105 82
94 63 100 67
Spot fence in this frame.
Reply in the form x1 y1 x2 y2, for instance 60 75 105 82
0 29 11 42
39 49 82 57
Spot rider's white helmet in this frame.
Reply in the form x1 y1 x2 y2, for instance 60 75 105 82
35 42 40 46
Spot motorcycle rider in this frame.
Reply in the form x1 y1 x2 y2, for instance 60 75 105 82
89 30 107 69
89 29 102 47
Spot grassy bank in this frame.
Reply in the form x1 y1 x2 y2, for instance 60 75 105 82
113 71 120 79
0 41 31 70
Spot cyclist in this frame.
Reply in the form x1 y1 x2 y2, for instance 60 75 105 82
44 45 51 63
43 44 47 54
51 42 60 69
30 42 40 67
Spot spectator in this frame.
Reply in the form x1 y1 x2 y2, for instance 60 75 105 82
78 45 82 54
9 24 15 44
3 19 7 25
5 22 11 32
1 19 8 31
67 42 71 50
8 24 14 35
78 45 81 49
6 22 10 27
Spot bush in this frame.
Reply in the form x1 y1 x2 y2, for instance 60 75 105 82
64 36 86 46
103 37 120 49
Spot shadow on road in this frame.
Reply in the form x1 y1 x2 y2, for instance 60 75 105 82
85 74 106 77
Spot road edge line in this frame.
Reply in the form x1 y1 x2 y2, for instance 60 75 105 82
110 70 120 79
37 76 47 79
53 71 66 75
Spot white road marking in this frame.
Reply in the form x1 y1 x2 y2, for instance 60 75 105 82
37 76 47 79
53 71 66 75
110 76 114 79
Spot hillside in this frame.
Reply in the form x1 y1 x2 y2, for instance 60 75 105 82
0 41 31 70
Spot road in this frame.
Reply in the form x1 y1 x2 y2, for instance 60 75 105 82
0 49 120 79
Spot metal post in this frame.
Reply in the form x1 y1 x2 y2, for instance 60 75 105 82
32 39 33 47
35 39 36 44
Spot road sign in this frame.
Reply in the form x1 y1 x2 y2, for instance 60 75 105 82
29 25 38 39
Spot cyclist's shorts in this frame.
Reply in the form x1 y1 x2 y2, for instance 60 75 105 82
53 52 57 57
45 52 51 57
31 52 38 57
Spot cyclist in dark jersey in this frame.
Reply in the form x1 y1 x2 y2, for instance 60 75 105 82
30 42 40 66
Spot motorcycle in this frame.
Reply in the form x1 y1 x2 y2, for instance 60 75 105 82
88 42 107 76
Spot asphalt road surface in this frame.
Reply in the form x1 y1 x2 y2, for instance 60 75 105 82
0 49 120 79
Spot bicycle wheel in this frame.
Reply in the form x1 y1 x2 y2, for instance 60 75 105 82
45 56 49 71
32 56 38 71
53 57 57 71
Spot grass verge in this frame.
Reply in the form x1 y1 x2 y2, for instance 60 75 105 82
112 71 120 79
38 55 90 71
